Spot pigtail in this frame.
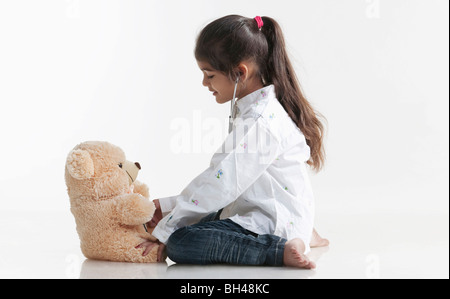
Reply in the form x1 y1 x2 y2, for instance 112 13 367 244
261 17 326 171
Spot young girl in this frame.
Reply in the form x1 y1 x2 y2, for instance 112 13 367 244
138 15 328 268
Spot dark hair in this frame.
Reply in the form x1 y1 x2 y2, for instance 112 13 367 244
195 15 326 171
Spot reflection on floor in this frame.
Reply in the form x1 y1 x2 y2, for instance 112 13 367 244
0 210 448 279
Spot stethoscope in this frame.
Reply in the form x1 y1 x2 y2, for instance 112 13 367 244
228 77 240 134
143 77 240 233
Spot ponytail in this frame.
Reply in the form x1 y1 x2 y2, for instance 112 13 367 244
261 17 326 171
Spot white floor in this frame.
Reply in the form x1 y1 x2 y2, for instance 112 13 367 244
0 210 448 279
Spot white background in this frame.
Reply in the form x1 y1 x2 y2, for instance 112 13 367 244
0 0 448 220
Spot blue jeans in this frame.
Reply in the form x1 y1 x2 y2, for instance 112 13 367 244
166 212 287 266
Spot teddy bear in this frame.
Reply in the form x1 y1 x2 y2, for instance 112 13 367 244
65 141 159 263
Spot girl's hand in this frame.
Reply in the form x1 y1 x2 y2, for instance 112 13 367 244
157 243 166 262
136 240 166 262
147 199 163 228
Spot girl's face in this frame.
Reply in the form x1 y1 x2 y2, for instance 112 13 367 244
197 60 236 104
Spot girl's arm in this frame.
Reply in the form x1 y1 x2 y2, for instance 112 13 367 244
152 118 281 244
145 196 178 228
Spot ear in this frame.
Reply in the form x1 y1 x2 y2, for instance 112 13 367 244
236 63 250 82
66 149 94 180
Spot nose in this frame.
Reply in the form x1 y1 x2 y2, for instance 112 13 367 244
134 162 141 170
202 75 209 87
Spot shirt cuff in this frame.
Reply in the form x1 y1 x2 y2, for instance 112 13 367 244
151 224 172 245
158 195 178 217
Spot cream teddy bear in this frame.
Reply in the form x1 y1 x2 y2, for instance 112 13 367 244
65 141 158 263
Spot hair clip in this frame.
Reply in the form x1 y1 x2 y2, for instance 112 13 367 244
254 16 264 30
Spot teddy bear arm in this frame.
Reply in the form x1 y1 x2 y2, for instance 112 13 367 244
132 180 150 199
115 193 156 226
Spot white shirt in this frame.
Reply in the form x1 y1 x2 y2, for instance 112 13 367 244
152 85 315 252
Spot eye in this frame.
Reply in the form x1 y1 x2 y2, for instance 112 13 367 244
208 75 215 79
118 163 123 168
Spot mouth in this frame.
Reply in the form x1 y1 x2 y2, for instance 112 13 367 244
209 89 218 96
122 160 140 185
125 170 134 183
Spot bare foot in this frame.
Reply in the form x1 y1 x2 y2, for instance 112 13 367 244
283 239 316 269
310 228 330 248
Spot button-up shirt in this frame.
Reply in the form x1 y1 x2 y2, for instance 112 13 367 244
152 85 315 252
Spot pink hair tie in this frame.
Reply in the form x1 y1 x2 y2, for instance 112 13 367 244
254 16 264 30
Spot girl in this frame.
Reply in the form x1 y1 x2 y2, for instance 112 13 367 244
138 15 328 268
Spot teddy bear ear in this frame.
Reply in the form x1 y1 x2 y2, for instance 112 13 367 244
66 149 95 180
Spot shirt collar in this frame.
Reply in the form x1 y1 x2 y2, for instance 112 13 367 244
235 84 275 115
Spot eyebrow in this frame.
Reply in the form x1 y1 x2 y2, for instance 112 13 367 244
201 68 214 72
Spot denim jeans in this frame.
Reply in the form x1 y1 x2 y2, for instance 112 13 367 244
166 212 287 266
